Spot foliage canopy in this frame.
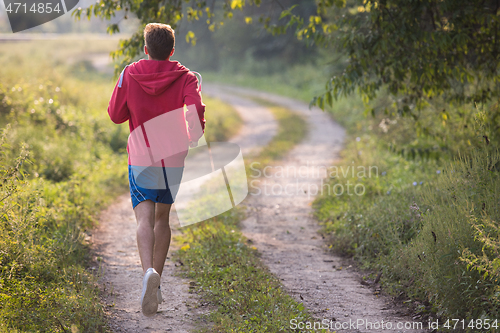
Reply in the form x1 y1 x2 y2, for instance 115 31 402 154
75 0 500 115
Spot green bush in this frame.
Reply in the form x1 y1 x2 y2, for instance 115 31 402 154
0 129 127 332
0 38 128 332
389 147 500 321
314 131 500 326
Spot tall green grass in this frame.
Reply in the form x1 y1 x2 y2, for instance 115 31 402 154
0 37 243 332
313 111 500 326
394 146 500 321
0 37 127 332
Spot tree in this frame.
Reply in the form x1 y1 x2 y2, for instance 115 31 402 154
295 0 500 116
75 0 500 115
73 0 282 72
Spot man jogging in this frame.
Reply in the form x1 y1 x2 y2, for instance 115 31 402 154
107 23 206 317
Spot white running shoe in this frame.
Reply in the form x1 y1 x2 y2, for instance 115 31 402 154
157 286 163 304
141 268 161 317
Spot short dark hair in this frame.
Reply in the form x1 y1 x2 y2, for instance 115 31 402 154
144 23 175 60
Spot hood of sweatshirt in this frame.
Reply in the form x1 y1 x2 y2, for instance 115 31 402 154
128 60 189 96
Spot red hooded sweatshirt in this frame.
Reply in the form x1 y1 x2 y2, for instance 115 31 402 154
108 59 205 168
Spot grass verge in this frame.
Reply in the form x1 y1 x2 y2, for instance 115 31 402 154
173 97 322 332
252 98 308 163
0 41 127 332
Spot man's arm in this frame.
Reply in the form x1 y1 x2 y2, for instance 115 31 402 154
184 72 206 145
108 67 130 124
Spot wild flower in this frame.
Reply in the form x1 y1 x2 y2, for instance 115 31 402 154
410 202 421 218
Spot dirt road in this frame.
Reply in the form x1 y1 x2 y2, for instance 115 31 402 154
93 82 427 332
206 85 428 333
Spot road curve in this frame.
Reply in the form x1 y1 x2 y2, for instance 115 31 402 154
207 84 428 333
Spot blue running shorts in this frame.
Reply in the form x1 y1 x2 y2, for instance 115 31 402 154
128 165 184 209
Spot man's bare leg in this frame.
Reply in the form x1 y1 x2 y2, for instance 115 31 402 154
153 203 172 277
134 200 156 273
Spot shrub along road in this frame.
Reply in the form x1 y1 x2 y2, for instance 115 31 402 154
93 83 428 332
